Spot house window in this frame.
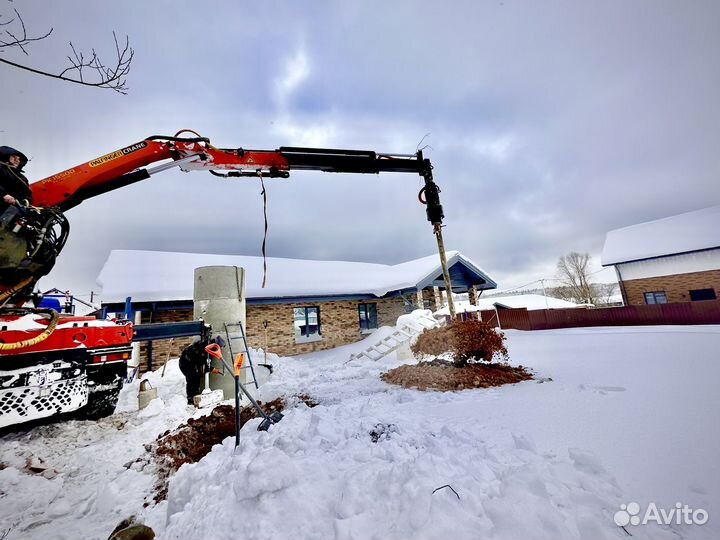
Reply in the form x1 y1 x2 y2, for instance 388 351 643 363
358 303 378 332
689 288 717 301
294 306 321 342
644 291 667 304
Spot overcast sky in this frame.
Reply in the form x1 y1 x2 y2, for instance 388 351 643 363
2 0 719 300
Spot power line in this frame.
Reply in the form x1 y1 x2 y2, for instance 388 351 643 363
492 265 615 296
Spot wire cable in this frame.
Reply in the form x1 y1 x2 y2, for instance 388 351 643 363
258 171 269 288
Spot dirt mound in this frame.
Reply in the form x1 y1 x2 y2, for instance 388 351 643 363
382 361 533 391
296 393 319 408
150 398 285 502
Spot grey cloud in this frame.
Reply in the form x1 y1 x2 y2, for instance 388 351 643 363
2 0 718 296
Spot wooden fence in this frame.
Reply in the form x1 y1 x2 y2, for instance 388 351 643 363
454 299 720 331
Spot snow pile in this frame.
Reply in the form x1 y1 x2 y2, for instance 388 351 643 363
163 410 632 540
159 326 719 540
0 359 193 540
395 308 437 330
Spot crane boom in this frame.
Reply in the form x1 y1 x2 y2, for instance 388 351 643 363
31 136 441 219
2 133 451 309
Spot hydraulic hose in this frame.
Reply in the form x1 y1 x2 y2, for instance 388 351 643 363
0 277 34 305
0 308 60 351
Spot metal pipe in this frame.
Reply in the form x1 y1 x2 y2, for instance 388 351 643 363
145 154 199 175
234 374 240 447
216 354 274 424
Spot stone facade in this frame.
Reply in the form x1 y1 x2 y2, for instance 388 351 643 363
621 269 720 305
420 289 436 310
468 285 479 305
137 295 408 368
245 296 407 356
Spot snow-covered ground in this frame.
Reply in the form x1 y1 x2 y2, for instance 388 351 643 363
1 325 719 540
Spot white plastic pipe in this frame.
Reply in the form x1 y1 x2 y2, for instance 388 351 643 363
129 310 142 369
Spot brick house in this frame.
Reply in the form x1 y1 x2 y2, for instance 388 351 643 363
601 205 720 305
97 249 496 367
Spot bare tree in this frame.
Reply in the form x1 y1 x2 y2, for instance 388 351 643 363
0 5 132 93
594 282 619 306
556 252 597 305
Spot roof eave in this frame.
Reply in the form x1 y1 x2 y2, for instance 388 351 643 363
602 245 720 267
414 252 497 291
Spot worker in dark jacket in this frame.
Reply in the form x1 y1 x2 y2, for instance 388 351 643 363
0 146 32 208
179 339 209 404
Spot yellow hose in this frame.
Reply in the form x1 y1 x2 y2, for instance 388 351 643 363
0 276 34 304
0 308 60 351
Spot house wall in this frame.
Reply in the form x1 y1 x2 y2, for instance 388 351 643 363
621 269 720 305
420 288 436 310
617 249 720 281
245 296 407 356
137 308 194 372
135 296 408 369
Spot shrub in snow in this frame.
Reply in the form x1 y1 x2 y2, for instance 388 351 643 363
411 320 509 367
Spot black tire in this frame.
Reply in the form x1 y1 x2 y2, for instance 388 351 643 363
78 387 121 420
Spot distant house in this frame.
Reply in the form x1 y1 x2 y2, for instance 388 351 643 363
435 293 585 316
601 205 720 305
97 249 496 365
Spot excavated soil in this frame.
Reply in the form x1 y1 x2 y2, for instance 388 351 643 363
149 398 286 502
382 360 533 391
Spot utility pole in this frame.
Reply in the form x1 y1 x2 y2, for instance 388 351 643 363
540 279 549 310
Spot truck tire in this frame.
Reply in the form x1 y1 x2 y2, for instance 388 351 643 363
78 387 121 420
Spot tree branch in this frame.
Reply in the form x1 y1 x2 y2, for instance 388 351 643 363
0 9 52 54
0 7 133 93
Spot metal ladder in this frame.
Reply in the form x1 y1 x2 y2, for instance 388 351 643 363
223 322 259 389
349 312 440 362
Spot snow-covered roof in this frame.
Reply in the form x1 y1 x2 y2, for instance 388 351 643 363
435 294 584 315
97 249 496 304
601 205 720 266
481 294 585 310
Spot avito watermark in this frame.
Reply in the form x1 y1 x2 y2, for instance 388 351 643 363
614 502 709 527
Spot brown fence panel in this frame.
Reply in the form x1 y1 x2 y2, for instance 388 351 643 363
688 300 720 324
527 309 548 329
453 300 720 331
494 300 720 331
496 308 532 330
659 303 693 325
478 309 500 328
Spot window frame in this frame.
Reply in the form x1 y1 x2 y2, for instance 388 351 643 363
293 305 322 343
689 288 717 301
358 302 379 333
644 291 668 304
